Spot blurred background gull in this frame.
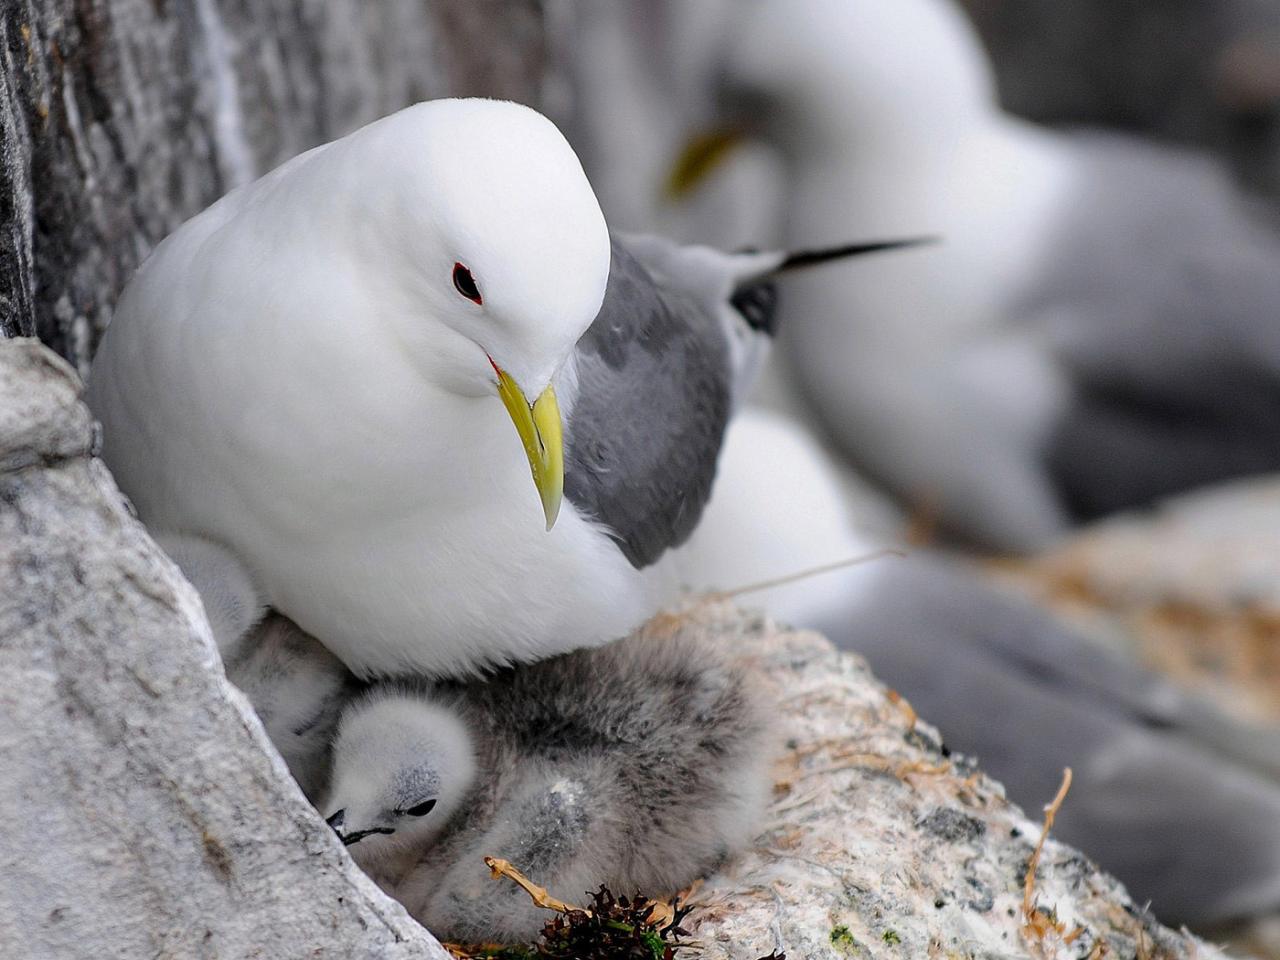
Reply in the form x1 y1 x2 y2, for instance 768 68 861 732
555 0 1280 951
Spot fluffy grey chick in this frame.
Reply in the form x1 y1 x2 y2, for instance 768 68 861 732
160 533 360 800
322 628 773 943
222 614 361 801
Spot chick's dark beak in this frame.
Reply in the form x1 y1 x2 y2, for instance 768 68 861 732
325 808 395 847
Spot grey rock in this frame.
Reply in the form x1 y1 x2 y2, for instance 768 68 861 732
0 338 1233 959
680 603 1230 960
0 337 452 959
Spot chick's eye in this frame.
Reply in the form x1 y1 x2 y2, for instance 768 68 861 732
404 798 437 817
452 263 482 305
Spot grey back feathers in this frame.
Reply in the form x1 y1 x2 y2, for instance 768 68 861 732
565 234 736 568
565 231 913 569
345 628 774 942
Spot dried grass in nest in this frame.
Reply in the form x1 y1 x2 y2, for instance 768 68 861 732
452 857 786 960
1021 768 1086 957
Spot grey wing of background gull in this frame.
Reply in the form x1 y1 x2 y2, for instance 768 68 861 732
1021 133 1280 519
564 234 732 569
822 554 1280 927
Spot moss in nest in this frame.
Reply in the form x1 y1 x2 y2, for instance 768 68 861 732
830 925 855 947
478 859 785 960
458 887 786 960
537 886 693 960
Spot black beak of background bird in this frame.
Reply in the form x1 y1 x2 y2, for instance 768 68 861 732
773 238 939 272
730 237 939 337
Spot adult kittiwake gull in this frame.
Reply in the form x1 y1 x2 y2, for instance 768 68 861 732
90 99 614 677
88 96 920 679
673 0 1280 552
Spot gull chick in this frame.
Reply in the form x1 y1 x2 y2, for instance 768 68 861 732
322 628 774 942
221 612 360 801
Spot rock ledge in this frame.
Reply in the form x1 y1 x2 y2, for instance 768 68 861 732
0 337 1223 959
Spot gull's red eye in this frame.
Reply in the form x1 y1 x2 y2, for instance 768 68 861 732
452 262 482 305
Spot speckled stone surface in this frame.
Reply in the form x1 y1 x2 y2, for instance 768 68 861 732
676 602 1228 960
0 338 453 959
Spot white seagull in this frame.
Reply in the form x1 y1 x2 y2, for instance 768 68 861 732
89 99 622 677
674 0 1280 553
89 96 917 678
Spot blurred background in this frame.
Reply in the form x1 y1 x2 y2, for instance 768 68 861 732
9 0 1280 953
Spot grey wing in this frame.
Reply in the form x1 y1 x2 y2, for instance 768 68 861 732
564 234 732 568
823 555 1280 926
1024 134 1280 518
1043 250 1280 518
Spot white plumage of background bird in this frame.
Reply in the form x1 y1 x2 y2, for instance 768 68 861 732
671 0 1280 554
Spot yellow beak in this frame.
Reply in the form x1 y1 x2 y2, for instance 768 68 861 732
494 364 564 531
665 128 747 200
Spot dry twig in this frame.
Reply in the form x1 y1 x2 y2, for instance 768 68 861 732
1021 768 1079 955
707 550 906 603
484 856 581 915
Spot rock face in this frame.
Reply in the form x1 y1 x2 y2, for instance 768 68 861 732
0 337 453 958
0 3 1249 956
0 0 548 372
0 336 1228 959
673 603 1226 960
